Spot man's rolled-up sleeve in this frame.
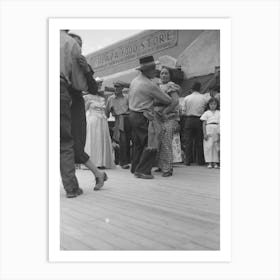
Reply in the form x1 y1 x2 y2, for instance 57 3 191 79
150 84 171 105
71 42 88 91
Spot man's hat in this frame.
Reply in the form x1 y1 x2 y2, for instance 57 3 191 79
113 80 125 87
136 55 159 70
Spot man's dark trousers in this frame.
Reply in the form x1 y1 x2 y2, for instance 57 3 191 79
70 90 90 164
129 111 157 175
184 116 205 165
60 80 79 194
119 115 132 166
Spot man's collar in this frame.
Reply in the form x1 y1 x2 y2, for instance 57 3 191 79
140 72 151 80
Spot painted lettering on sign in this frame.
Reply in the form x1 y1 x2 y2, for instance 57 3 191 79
88 30 178 70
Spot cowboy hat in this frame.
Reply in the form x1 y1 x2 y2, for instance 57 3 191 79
136 55 159 70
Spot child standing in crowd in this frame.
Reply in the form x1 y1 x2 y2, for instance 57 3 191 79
200 97 220 169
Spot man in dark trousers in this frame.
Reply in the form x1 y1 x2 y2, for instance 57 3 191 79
60 30 88 198
128 56 172 179
181 82 207 165
60 31 107 198
67 33 108 192
106 81 132 169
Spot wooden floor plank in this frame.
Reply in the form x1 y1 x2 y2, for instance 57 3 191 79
60 165 220 250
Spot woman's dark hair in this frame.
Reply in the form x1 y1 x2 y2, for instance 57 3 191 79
160 66 174 82
192 82 201 92
206 97 220 110
96 90 105 97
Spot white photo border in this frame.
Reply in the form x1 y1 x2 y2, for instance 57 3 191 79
49 18 231 262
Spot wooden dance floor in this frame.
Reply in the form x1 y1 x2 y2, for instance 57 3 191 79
60 165 220 250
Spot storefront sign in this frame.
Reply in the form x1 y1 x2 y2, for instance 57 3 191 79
88 30 178 70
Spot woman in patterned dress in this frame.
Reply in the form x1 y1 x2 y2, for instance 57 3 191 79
154 67 181 177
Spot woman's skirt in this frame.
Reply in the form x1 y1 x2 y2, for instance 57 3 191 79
85 114 115 168
158 119 180 172
172 132 182 163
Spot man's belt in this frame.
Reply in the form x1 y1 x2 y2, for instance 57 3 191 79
115 113 129 116
129 110 144 114
186 115 200 118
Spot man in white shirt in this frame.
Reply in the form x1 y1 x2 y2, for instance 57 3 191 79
181 82 207 165
129 56 171 179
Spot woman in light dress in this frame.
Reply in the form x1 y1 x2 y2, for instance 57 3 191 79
84 79 115 169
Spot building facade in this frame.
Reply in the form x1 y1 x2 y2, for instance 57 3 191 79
86 30 220 97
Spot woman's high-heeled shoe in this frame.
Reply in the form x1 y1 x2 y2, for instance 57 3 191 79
94 172 108 190
162 171 173 177
154 168 162 172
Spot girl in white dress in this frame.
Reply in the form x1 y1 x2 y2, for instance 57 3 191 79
200 97 220 168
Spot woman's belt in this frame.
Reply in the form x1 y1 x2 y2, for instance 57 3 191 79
207 123 219 125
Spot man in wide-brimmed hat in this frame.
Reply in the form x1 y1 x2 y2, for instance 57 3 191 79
128 55 172 179
106 80 132 169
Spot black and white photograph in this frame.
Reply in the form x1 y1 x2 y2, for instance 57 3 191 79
50 18 231 261
1 0 280 279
